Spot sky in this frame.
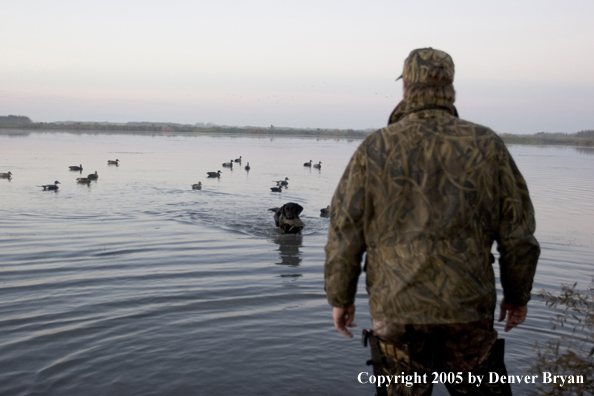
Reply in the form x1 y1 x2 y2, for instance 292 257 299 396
1 0 593 133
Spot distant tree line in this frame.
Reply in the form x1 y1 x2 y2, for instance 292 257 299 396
500 131 594 147
0 115 32 124
576 130 594 138
0 120 371 138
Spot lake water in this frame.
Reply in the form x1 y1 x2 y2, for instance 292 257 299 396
1 130 593 395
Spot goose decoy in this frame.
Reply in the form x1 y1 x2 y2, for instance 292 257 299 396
245 162 251 171
192 182 202 190
108 159 119 165
39 181 60 190
207 170 222 178
270 186 283 193
313 161 322 169
0 171 12 179
234 156 242 163
87 171 99 180
77 177 91 184
275 177 289 186
222 160 233 168
268 202 305 234
320 205 330 218
69 164 83 171
304 160 313 167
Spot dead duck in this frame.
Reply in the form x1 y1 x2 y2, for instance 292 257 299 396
234 156 242 163
270 186 283 193
192 182 202 190
69 164 83 171
39 181 60 191
207 170 222 178
77 177 91 184
268 203 305 234
0 171 12 179
245 162 251 171
313 161 322 169
304 160 313 167
222 160 233 168
320 205 330 218
108 159 119 165
87 171 99 180
275 177 289 186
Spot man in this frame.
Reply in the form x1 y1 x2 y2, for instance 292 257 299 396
324 48 539 395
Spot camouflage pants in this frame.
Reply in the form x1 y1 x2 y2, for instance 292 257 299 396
371 318 512 395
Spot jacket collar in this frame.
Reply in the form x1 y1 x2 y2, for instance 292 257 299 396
387 98 458 126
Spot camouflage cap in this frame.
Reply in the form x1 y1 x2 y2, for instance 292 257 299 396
398 47 455 85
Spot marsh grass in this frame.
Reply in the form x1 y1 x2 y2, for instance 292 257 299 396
532 280 594 395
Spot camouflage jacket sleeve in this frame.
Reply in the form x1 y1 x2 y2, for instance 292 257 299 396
324 144 367 308
496 142 540 307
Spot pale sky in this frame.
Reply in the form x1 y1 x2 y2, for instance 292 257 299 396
1 0 593 133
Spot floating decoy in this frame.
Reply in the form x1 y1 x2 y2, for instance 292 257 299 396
207 170 222 178
192 182 202 190
234 156 242 163
77 177 91 184
320 205 330 218
87 171 99 180
313 161 322 169
245 162 251 171
304 160 313 167
275 177 289 186
69 164 83 171
268 202 305 234
222 160 233 168
39 181 60 191
0 171 12 179
108 159 119 165
270 186 283 193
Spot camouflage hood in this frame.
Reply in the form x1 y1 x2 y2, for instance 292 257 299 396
389 47 458 125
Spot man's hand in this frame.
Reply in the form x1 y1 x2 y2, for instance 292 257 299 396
498 299 528 332
333 305 357 338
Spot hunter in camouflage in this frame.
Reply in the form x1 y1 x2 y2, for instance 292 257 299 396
324 48 539 395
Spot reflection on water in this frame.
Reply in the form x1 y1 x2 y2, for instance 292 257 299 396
506 143 594 156
574 146 594 155
272 233 303 267
0 132 593 395
0 128 369 141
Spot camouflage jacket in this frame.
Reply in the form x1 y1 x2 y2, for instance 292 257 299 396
324 100 540 324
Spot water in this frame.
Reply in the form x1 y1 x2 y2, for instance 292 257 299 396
1 130 593 395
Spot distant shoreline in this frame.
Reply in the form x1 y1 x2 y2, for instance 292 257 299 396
498 133 594 147
1 122 593 147
0 122 370 139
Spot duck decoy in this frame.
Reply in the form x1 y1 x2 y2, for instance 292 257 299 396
207 170 222 178
108 159 119 165
77 177 91 184
275 177 289 186
234 156 242 163
304 160 313 167
0 171 12 179
69 164 83 171
192 182 202 190
222 160 233 168
270 186 283 193
245 162 251 171
87 171 99 180
39 181 61 190
313 161 322 169
320 205 330 218
268 202 305 234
